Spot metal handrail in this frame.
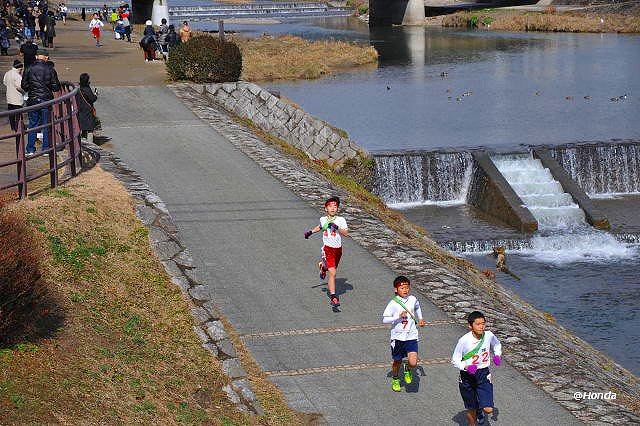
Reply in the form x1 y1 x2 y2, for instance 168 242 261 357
0 81 84 199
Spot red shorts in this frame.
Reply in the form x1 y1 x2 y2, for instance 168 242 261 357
91 27 101 37
322 246 342 269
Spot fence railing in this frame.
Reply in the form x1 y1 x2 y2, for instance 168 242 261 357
0 82 83 199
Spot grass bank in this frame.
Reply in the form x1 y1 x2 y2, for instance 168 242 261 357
0 168 301 425
442 8 640 33
235 35 378 81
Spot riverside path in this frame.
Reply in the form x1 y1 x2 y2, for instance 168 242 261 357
95 85 583 425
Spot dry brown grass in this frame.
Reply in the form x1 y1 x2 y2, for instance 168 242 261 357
234 35 378 81
0 168 296 425
442 10 640 33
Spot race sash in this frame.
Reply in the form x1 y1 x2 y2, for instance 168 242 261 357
461 333 485 361
321 217 336 231
392 296 417 323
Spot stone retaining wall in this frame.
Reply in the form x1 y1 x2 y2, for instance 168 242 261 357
193 82 366 168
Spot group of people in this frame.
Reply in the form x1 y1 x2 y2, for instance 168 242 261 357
139 19 190 62
2 2 99 156
305 197 503 426
0 0 57 50
86 3 132 47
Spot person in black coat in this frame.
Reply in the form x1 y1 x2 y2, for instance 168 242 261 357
75 72 97 143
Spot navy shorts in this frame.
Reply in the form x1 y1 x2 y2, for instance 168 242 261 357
459 367 494 410
390 339 418 361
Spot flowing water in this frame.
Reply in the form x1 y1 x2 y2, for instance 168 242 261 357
188 15 640 374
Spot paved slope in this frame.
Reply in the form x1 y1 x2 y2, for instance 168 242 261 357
97 85 582 425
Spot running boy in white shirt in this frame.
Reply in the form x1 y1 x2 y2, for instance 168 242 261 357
304 196 348 308
382 276 426 392
452 311 502 426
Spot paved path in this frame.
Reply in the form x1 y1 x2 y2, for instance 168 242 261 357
98 85 581 425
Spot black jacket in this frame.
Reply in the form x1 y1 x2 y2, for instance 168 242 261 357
166 30 178 47
21 59 61 105
76 86 98 131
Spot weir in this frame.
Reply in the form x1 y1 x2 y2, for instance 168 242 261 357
373 141 640 237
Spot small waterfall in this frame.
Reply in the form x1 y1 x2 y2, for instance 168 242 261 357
550 142 640 196
493 154 586 231
373 152 473 207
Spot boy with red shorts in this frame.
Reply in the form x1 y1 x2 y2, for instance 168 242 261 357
304 196 349 307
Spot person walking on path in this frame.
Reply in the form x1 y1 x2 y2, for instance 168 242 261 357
20 48 61 156
3 59 24 131
0 19 10 56
89 13 104 47
452 311 503 426
59 3 68 25
304 196 349 308
382 276 426 392
44 11 55 48
75 72 98 144
179 20 191 43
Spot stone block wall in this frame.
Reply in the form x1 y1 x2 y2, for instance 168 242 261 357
200 82 366 168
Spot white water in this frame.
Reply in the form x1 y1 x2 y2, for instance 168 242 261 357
493 154 635 263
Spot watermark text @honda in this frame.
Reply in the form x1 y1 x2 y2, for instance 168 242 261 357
573 391 617 400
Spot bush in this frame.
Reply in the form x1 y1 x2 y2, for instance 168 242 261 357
166 35 242 83
0 196 60 346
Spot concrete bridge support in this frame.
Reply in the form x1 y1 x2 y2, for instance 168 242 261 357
369 0 425 26
132 0 168 24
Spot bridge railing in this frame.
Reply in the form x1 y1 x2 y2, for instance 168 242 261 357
0 82 83 199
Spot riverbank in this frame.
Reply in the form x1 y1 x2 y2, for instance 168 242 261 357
235 35 378 81
442 7 640 33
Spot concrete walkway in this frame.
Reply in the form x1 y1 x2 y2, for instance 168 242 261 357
98 85 581 425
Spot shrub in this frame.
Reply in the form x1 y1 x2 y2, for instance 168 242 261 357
0 196 60 346
166 35 242 83
469 15 479 28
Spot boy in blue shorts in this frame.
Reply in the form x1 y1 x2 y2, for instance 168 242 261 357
382 275 426 392
452 311 502 425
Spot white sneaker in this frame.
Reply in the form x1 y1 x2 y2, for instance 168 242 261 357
25 151 35 157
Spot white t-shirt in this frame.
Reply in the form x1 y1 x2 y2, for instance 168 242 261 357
382 295 423 341
320 215 347 248
451 330 502 371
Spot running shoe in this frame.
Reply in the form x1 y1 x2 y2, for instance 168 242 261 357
391 377 401 392
403 363 413 384
329 294 340 307
476 409 486 425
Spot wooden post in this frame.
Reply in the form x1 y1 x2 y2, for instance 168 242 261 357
218 19 224 41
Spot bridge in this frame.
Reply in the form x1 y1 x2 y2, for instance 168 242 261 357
369 0 539 26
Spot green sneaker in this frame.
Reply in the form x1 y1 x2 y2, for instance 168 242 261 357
404 364 413 384
391 377 401 392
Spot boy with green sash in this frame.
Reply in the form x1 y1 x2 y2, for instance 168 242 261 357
452 311 502 425
382 276 426 392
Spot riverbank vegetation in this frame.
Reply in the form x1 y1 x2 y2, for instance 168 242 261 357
443 7 640 33
236 35 378 81
0 169 301 424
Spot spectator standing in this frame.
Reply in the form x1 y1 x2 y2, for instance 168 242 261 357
20 38 37 68
179 20 191 43
157 17 168 60
0 19 9 55
37 8 46 45
81 7 86 21
75 72 97 144
121 12 131 42
88 13 103 47
3 59 24 131
44 11 55 48
165 24 178 57
140 20 156 61
109 9 117 30
20 49 61 156
24 7 35 39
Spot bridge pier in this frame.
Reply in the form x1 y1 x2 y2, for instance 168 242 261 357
369 0 425 26
152 0 169 25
